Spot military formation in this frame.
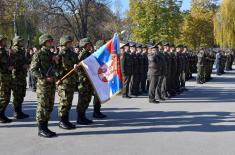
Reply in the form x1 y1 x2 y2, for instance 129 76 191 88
0 33 234 138
197 49 234 84
120 41 198 103
0 34 107 138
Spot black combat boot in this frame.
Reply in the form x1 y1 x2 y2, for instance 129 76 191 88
93 105 107 119
0 111 12 123
77 112 93 125
149 99 160 104
59 116 76 130
14 107 30 119
38 122 56 138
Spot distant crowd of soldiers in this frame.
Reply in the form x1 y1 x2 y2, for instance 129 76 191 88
0 33 234 138
120 41 198 103
197 48 235 84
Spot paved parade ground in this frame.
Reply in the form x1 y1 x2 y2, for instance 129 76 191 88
1 71 235 155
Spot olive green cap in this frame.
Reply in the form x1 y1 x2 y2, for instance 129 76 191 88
0 34 7 41
120 41 128 48
39 34 53 45
95 40 105 49
13 35 24 46
60 35 73 46
79 38 91 48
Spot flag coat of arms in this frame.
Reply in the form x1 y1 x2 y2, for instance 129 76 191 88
81 34 122 103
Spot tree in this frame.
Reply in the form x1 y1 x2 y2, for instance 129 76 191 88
0 0 41 46
181 0 217 49
127 0 183 43
214 0 235 48
37 0 120 42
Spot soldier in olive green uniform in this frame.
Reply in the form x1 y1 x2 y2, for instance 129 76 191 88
169 44 177 96
208 51 215 80
121 42 133 98
197 49 205 84
225 51 233 71
136 43 143 94
148 44 162 103
175 45 183 93
11 36 30 119
181 46 187 91
163 43 172 98
157 42 167 100
140 44 148 93
76 38 94 125
31 34 58 138
0 35 13 123
56 35 77 130
129 42 140 96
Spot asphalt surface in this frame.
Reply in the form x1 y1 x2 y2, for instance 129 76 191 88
1 70 235 155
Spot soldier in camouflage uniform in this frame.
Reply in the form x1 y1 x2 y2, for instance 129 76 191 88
76 38 94 125
0 35 13 123
11 35 30 119
56 35 78 130
30 34 58 138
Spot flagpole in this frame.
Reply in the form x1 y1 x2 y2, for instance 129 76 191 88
58 63 81 82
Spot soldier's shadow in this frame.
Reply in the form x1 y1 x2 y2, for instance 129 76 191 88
57 110 235 136
2 102 235 135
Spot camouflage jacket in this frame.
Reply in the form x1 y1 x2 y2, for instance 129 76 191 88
77 48 92 88
30 47 57 81
11 46 30 79
57 47 79 86
0 47 12 81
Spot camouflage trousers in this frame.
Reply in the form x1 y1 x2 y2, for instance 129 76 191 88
11 78 27 110
76 90 101 115
77 77 93 116
76 77 102 116
58 84 76 118
0 78 11 113
36 80 56 124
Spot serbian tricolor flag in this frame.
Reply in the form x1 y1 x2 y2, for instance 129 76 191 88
81 34 123 103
